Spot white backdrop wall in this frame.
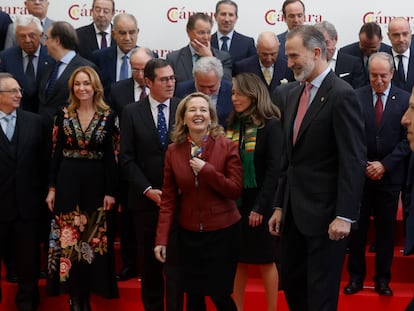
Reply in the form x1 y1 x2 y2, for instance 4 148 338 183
1 0 413 58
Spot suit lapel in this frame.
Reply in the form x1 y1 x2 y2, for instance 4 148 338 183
295 75 333 144
285 83 302 153
181 47 194 80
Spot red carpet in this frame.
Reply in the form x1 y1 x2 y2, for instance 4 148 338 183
1 207 413 310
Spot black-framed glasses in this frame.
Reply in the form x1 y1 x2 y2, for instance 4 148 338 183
0 88 24 95
131 68 145 74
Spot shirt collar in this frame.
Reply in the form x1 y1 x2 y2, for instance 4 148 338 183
217 30 234 41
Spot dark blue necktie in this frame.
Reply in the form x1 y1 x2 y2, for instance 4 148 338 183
157 104 167 146
46 61 62 100
221 36 229 52
120 54 129 80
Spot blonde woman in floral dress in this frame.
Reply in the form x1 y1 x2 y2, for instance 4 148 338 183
45 66 119 311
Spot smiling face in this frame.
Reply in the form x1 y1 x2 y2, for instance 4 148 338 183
0 77 22 114
401 92 414 151
369 56 394 94
285 35 317 82
73 71 94 103
184 96 211 135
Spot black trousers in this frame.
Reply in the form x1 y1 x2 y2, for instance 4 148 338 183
0 217 39 311
281 207 347 311
347 183 400 284
133 209 183 311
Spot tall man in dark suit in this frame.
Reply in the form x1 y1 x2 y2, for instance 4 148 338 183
0 73 48 311
166 13 232 83
38 21 96 128
109 47 154 282
344 52 411 297
277 0 305 61
120 59 183 311
387 17 414 93
0 15 53 113
92 13 139 99
233 32 294 95
314 21 365 89
5 0 54 48
340 22 391 85
174 56 232 127
210 0 256 65
76 0 116 61
268 25 366 311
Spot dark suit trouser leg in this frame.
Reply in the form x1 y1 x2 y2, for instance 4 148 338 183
347 189 372 283
282 208 347 311
14 219 39 311
372 186 400 284
119 182 139 273
134 210 164 311
164 226 183 311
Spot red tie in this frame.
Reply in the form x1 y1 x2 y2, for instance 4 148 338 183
293 83 312 144
374 92 383 128
100 32 107 49
140 86 147 100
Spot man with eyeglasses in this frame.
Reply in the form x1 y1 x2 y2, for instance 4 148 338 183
5 0 54 48
92 13 140 100
166 12 232 83
109 47 154 283
76 0 116 61
0 15 53 113
120 58 183 311
0 72 48 311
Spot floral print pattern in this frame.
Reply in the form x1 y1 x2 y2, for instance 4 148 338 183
48 206 108 282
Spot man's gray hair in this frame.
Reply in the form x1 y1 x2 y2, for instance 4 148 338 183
192 56 224 80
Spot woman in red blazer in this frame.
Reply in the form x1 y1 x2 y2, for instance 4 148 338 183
155 92 242 311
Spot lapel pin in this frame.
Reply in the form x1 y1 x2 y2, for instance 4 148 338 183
392 95 396 100
321 97 325 102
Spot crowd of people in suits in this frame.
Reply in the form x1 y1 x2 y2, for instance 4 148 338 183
1 0 414 310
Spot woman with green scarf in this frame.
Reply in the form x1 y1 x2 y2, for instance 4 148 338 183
226 73 283 311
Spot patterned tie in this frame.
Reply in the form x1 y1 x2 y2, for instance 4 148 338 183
140 86 147 100
263 67 272 85
157 104 168 146
221 36 229 52
374 92 384 128
119 54 129 81
397 55 405 82
25 54 36 94
293 83 313 144
46 61 62 100
3 114 15 141
100 31 107 49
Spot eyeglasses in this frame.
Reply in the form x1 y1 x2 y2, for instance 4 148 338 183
0 88 24 95
131 68 145 74
158 75 176 84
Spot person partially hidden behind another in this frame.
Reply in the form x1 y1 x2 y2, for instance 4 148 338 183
154 92 243 311
226 73 282 311
401 88 414 311
45 66 119 311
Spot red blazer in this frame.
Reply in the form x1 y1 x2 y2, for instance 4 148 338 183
156 135 242 245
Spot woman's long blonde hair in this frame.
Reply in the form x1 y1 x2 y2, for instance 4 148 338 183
67 66 109 116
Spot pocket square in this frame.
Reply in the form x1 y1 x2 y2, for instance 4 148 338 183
339 72 351 78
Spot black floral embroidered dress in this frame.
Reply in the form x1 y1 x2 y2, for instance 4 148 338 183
46 107 119 298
